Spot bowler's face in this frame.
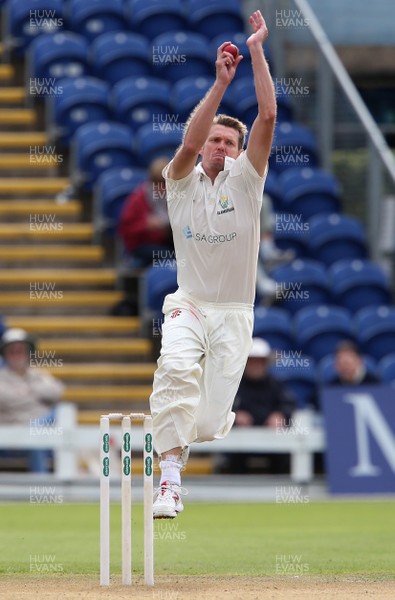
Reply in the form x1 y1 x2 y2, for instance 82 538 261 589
201 125 242 172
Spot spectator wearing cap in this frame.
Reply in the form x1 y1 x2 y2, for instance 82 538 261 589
225 338 295 474
0 328 65 473
331 340 379 386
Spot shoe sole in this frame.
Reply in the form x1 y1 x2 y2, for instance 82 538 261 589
153 509 177 519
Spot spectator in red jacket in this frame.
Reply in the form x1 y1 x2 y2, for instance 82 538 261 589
118 157 173 267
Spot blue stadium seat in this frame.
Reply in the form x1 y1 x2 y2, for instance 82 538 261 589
135 124 183 167
308 213 367 266
28 32 89 80
278 167 341 220
293 305 355 362
253 306 294 352
49 76 110 145
67 0 126 42
330 259 391 312
151 32 213 83
95 166 146 233
318 353 377 385
271 259 331 314
145 263 178 314
377 353 395 383
71 121 136 190
6 0 64 54
112 76 172 133
230 77 257 129
171 76 234 123
270 354 317 409
274 213 309 258
270 123 319 175
355 306 395 361
91 32 151 86
126 0 188 40
187 0 244 40
263 171 284 213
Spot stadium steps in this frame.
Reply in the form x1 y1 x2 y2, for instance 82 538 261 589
0 153 62 170
37 337 151 358
0 291 124 315
0 55 158 461
0 108 36 126
0 177 69 196
0 268 116 286
64 385 151 403
0 223 93 241
45 363 156 381
0 87 25 104
6 316 141 335
0 200 81 219
0 245 104 263
0 64 14 82
0 132 49 148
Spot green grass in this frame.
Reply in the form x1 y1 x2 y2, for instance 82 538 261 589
0 502 394 578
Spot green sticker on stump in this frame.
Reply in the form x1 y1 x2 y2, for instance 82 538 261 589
145 456 152 476
145 433 152 453
103 457 109 477
123 432 130 452
123 456 130 476
103 433 110 453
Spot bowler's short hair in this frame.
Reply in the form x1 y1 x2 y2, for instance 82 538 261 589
212 114 248 149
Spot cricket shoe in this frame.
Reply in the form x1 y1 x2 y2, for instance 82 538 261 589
153 481 188 519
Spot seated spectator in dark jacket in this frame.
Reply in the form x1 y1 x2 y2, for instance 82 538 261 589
235 338 295 428
225 338 295 474
118 157 173 267
331 341 379 386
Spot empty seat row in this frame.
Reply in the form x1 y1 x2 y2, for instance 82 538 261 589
71 120 182 190
5 0 245 51
48 75 293 145
275 212 367 265
253 304 395 361
270 258 391 314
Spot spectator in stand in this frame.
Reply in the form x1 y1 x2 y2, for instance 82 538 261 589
118 157 174 267
0 328 65 473
331 340 380 386
225 338 295 473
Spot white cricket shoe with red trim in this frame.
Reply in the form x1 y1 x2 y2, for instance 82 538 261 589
153 481 187 519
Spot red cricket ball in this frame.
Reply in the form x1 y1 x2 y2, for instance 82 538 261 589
223 43 239 59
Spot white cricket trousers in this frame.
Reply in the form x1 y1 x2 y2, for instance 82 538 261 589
149 288 254 455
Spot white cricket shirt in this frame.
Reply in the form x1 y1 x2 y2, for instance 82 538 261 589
163 151 267 304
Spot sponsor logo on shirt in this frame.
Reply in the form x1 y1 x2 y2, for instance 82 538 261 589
182 225 193 239
183 226 237 244
170 309 182 319
217 194 234 215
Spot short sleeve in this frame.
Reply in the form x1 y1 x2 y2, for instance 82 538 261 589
162 160 197 206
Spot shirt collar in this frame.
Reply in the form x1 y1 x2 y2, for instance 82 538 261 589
197 157 235 180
